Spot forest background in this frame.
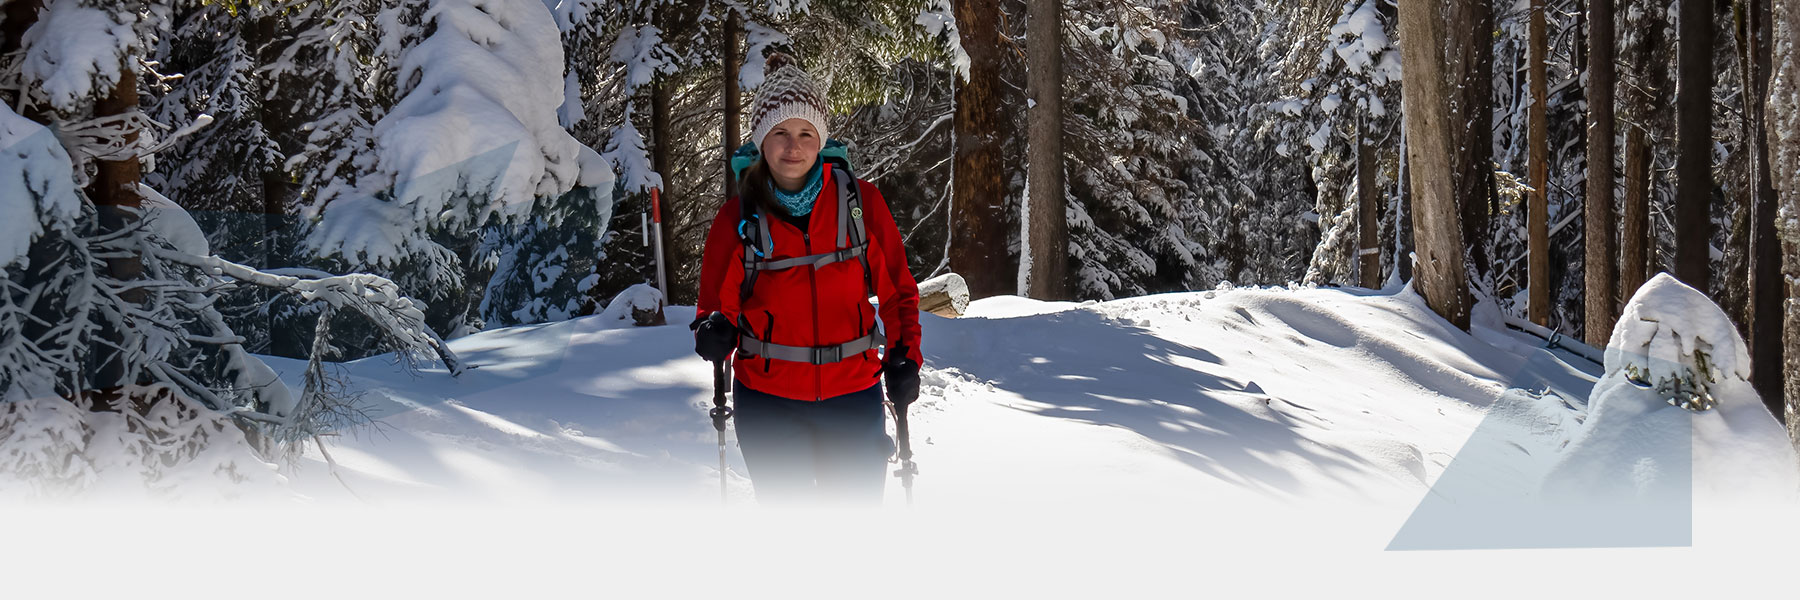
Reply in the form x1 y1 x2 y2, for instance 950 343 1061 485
8 0 1800 453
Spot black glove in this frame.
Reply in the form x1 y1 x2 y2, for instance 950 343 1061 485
692 312 738 362
884 345 921 409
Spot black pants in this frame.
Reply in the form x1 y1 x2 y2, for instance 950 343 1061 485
732 379 893 506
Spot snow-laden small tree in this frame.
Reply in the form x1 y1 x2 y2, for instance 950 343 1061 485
303 0 612 336
1544 274 1800 504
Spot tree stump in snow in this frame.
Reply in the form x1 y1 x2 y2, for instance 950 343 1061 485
917 273 970 318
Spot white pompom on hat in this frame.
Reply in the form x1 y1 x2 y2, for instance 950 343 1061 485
748 53 829 149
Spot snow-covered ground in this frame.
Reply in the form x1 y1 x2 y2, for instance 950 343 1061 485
248 284 1592 511
6 283 1798 596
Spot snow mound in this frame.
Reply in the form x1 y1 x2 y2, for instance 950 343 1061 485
595 283 665 328
1545 274 1800 503
138 184 209 256
1605 273 1750 411
0 387 288 503
0 102 79 268
960 294 1082 319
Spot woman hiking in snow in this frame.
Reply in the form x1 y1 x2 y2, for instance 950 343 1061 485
691 53 924 505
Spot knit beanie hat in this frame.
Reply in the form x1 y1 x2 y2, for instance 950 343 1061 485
748 53 829 149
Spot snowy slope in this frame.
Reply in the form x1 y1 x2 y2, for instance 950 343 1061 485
249 284 1606 514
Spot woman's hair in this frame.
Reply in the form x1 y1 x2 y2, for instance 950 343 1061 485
738 157 788 218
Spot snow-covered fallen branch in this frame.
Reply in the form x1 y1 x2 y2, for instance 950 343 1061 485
145 247 464 376
1502 315 1605 367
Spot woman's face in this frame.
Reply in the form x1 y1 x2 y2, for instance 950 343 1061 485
763 118 822 191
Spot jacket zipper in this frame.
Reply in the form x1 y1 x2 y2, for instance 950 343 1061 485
806 230 821 401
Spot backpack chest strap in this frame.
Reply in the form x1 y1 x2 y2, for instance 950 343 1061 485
753 244 868 271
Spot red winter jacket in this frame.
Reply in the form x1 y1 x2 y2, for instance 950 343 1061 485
696 168 923 401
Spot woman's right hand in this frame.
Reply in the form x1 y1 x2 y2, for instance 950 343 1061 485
884 345 920 408
692 312 739 362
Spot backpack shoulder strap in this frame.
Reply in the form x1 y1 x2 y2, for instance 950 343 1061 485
737 196 771 303
832 166 878 305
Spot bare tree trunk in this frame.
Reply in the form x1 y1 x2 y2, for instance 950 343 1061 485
649 77 676 316
88 62 147 395
723 11 742 195
1358 121 1380 287
1024 0 1068 299
1676 0 1715 293
1742 0 1786 421
251 12 305 355
1585 0 1619 347
950 0 1011 300
1621 0 1658 305
1400 0 1472 330
1621 128 1653 294
1529 0 1552 327
1 0 42 110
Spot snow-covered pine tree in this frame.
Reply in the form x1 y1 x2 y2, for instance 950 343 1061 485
1055 0 1250 299
304 0 610 337
478 0 618 326
1266 0 1402 289
2 0 458 491
143 2 280 248
581 0 685 309
1227 1 1320 287
141 1 301 356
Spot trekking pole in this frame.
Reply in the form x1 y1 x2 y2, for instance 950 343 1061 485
890 402 919 506
709 359 733 505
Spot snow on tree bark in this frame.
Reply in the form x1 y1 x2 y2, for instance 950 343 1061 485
1768 0 1800 444
1446 0 1496 288
1737 0 1788 422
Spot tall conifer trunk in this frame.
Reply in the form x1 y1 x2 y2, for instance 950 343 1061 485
1528 0 1552 327
1024 0 1068 299
1586 0 1619 347
1676 0 1715 293
723 11 742 194
88 62 147 396
1400 0 1472 330
950 0 1010 299
1446 0 1495 286
1742 0 1786 420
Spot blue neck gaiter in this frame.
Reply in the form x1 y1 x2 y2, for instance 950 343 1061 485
769 159 825 217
